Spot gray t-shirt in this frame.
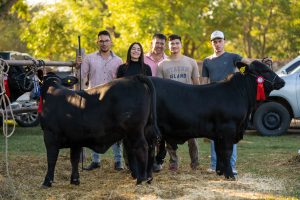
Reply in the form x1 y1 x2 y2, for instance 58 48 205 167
157 55 199 85
202 52 242 82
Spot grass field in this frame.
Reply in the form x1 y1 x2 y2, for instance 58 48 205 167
1 126 300 199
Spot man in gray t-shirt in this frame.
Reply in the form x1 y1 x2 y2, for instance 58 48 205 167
202 52 242 83
201 30 252 176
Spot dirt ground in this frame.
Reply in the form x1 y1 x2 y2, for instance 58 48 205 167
1 154 298 200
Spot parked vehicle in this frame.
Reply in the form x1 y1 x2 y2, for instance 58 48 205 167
1 51 74 127
253 56 300 136
10 92 39 127
0 51 40 127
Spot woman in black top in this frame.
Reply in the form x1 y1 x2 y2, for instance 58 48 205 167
117 42 152 171
116 42 152 78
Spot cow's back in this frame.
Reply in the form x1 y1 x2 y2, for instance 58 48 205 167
150 77 248 141
40 77 152 150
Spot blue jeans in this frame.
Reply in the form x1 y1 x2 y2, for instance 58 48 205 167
92 142 122 163
210 141 237 172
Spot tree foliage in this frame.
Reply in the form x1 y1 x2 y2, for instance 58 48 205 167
0 0 29 52
1 0 299 60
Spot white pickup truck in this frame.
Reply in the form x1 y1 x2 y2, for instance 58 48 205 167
253 56 300 136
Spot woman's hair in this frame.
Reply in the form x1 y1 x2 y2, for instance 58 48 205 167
125 42 146 73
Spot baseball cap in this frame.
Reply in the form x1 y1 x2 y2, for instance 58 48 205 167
210 30 225 41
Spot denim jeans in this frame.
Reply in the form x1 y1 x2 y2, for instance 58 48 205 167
92 142 122 163
210 140 237 172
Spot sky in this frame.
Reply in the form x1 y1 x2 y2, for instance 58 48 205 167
26 0 58 5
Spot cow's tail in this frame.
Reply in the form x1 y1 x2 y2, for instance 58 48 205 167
136 75 161 142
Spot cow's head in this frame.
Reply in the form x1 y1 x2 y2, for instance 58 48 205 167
235 60 285 94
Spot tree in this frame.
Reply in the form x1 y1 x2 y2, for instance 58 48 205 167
16 0 300 61
201 0 299 59
0 0 29 52
21 0 109 60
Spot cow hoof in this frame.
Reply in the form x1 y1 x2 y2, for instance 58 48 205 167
224 175 236 181
70 178 80 185
216 170 223 176
146 177 153 184
41 183 51 188
42 177 53 188
136 177 148 185
131 172 137 179
136 180 142 185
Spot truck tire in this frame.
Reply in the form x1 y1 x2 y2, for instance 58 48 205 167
15 112 39 127
253 102 291 136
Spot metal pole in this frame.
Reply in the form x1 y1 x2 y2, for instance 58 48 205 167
3 60 74 67
78 35 85 170
0 106 38 115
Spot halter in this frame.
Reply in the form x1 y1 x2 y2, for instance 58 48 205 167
249 72 279 88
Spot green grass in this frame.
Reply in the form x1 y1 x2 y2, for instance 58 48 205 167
1 126 300 197
1 126 45 155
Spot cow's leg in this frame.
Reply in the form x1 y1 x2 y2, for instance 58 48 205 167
130 135 148 185
214 139 224 176
146 141 155 184
124 138 138 179
70 146 81 185
145 126 159 184
42 131 59 187
223 140 235 180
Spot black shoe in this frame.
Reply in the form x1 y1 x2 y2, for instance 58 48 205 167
83 162 100 171
114 161 124 171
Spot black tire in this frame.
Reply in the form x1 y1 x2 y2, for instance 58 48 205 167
15 112 39 127
253 102 291 136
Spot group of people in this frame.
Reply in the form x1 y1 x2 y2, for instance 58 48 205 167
76 29 252 176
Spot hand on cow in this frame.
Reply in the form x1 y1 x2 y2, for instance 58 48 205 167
261 57 272 68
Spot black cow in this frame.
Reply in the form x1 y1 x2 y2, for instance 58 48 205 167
39 73 159 187
149 60 285 179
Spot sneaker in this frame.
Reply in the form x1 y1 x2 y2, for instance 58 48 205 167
83 162 100 171
114 161 124 171
206 168 215 174
169 163 178 171
153 163 162 172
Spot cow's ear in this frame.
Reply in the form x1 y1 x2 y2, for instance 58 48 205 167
235 61 249 75
62 76 78 87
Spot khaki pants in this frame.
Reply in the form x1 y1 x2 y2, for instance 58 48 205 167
166 138 199 167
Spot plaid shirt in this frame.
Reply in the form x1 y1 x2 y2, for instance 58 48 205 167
80 51 122 88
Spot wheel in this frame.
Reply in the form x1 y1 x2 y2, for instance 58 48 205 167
15 111 39 127
14 100 39 127
253 102 291 136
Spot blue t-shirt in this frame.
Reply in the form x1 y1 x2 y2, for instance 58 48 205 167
202 52 242 82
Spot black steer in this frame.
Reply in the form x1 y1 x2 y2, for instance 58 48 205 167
150 60 285 179
39 73 159 187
